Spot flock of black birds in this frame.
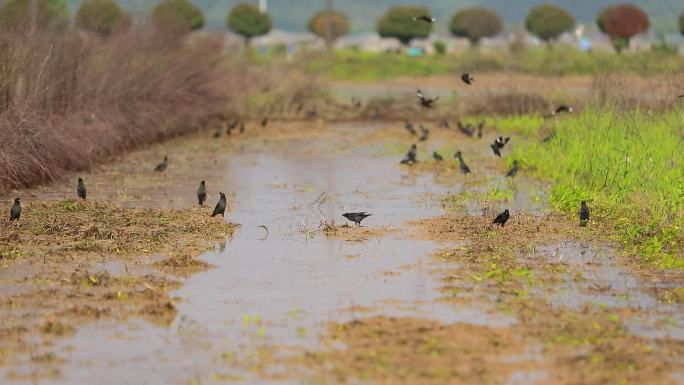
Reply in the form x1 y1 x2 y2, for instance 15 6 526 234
6 13 594 229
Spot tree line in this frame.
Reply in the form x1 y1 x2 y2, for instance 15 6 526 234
1 0 683 52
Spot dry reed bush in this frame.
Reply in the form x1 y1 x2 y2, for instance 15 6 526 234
590 73 684 111
0 27 236 191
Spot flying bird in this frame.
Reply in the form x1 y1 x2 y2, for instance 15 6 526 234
492 209 510 227
342 212 372 227
404 121 417 136
419 125 429 141
579 201 590 227
506 160 519 177
9 197 21 222
461 73 474 85
154 156 168 172
490 136 510 157
211 192 227 218
417 89 439 108
433 151 443 161
553 105 573 115
457 120 474 137
77 177 86 200
454 151 471 174
400 143 418 165
412 15 436 23
197 180 207 206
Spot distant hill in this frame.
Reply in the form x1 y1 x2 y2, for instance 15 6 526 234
66 0 683 34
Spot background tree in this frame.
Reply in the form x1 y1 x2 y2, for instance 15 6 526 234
680 12 684 36
0 0 69 33
597 4 649 53
76 0 131 37
227 3 272 45
377 5 432 46
152 0 204 34
449 7 502 48
308 10 349 46
524 4 574 44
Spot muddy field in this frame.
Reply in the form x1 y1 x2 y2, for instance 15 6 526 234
1 119 683 385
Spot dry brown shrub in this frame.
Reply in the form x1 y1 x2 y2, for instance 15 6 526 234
0 27 238 191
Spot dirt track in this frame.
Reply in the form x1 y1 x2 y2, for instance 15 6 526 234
1 121 682 384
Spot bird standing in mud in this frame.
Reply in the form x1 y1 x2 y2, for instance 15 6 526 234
412 15 436 23
239 122 245 134
461 73 474 85
492 209 510 227
400 144 418 165
261 117 268 127
419 125 429 141
77 177 86 200
211 192 226 218
454 151 471 174
506 160 519 177
213 127 222 138
342 212 372 227
433 151 443 161
197 181 207 206
579 201 590 227
154 155 168 173
9 198 21 222
490 136 510 157
404 121 417 136
417 89 439 108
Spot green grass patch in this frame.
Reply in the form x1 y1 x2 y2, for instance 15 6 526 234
507 107 684 269
300 48 684 80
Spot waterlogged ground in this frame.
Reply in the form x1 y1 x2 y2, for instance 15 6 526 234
1 121 683 384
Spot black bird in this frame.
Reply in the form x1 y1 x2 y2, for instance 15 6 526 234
457 120 474 137
342 212 372 227
490 136 510 157
197 180 207 206
461 73 474 85
433 151 443 161
553 105 573 115
419 125 429 141
506 160 519 177
412 15 436 23
261 117 268 127
579 201 590 227
211 192 226 218
417 89 439 108
77 177 86 200
9 197 21 222
226 120 238 135
542 132 556 143
438 119 449 129
477 121 484 138
400 144 418 165
213 127 222 138
404 121 417 136
239 121 245 133
492 209 510 227
454 151 471 174
154 156 168 172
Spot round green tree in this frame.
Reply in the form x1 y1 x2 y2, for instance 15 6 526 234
449 7 502 47
307 10 349 43
377 5 432 46
152 0 204 34
597 4 649 53
0 0 69 33
227 3 272 44
76 0 131 37
525 4 574 43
